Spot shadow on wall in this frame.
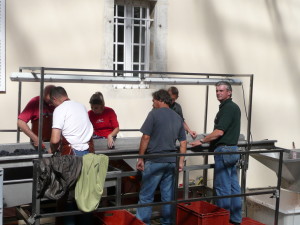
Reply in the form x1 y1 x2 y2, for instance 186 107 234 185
199 0 237 73
265 0 300 111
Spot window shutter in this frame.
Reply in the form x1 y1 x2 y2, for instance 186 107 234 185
0 0 5 92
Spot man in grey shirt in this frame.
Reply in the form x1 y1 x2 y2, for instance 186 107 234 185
136 89 187 225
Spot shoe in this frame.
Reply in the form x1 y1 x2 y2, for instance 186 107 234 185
229 220 241 225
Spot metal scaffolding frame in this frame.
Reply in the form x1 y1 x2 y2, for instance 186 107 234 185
8 67 282 225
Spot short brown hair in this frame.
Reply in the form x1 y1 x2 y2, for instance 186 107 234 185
89 92 105 105
168 86 179 97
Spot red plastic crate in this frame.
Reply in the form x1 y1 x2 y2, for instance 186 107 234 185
94 210 145 225
240 217 265 225
177 201 230 225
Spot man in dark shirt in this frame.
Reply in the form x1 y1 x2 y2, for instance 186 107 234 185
136 89 187 225
168 86 197 138
189 81 242 225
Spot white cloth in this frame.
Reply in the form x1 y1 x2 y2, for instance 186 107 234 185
52 100 93 150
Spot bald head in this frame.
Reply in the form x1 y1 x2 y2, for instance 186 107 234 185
43 85 55 104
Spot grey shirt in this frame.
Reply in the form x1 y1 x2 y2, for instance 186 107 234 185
140 107 186 163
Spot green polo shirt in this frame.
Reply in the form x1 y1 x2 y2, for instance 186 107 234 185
211 98 241 148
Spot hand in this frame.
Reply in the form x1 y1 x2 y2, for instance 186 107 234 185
179 157 185 172
136 158 145 171
188 139 203 147
189 131 197 139
32 140 46 150
107 135 115 149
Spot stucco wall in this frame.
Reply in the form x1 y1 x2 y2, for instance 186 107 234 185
168 0 300 187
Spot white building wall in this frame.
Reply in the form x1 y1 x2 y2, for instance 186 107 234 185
167 0 300 188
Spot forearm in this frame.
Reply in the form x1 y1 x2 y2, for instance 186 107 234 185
139 135 150 156
201 129 224 143
50 142 60 153
108 127 119 138
183 122 191 133
179 140 187 171
179 140 187 158
18 119 38 143
50 128 62 153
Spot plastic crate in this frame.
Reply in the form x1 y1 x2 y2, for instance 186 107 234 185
241 217 265 225
177 201 230 225
94 210 145 225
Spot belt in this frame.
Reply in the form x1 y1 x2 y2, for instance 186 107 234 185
216 144 236 147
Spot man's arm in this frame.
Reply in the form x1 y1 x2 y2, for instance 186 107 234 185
50 128 62 153
17 119 39 146
178 140 187 172
183 122 197 139
136 134 150 171
189 129 224 147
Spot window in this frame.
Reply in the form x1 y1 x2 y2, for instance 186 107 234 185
114 0 151 77
0 0 5 92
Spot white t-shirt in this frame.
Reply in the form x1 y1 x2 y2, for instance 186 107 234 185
52 100 93 151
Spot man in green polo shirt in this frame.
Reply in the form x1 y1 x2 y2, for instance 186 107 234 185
189 81 242 225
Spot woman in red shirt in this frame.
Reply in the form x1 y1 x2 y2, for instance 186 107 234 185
88 92 119 148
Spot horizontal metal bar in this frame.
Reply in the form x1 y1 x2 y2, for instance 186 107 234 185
144 77 242 85
4 178 33 184
11 72 243 85
37 188 277 219
18 67 253 77
0 129 18 132
10 73 141 84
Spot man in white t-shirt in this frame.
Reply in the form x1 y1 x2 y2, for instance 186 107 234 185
49 86 93 155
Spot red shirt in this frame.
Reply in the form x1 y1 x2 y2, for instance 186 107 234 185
18 96 54 123
18 96 55 141
88 107 119 138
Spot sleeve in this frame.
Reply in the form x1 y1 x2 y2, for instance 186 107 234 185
52 107 64 130
175 103 184 120
140 111 154 136
178 119 187 142
18 98 36 123
109 109 119 128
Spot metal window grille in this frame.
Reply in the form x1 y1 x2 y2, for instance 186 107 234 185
114 0 151 77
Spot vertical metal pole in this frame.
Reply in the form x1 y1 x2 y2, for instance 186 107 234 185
241 75 254 195
32 160 40 225
17 81 22 143
274 151 283 225
203 76 209 187
38 68 45 158
173 155 180 225
0 168 3 225
17 68 23 143
116 176 122 206
203 75 209 134
183 168 189 199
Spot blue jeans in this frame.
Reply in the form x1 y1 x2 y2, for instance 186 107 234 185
214 146 242 223
136 161 176 225
73 149 89 156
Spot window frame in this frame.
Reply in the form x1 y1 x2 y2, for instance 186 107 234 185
114 0 152 77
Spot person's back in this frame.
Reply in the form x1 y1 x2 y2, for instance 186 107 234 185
53 100 93 150
142 107 184 162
